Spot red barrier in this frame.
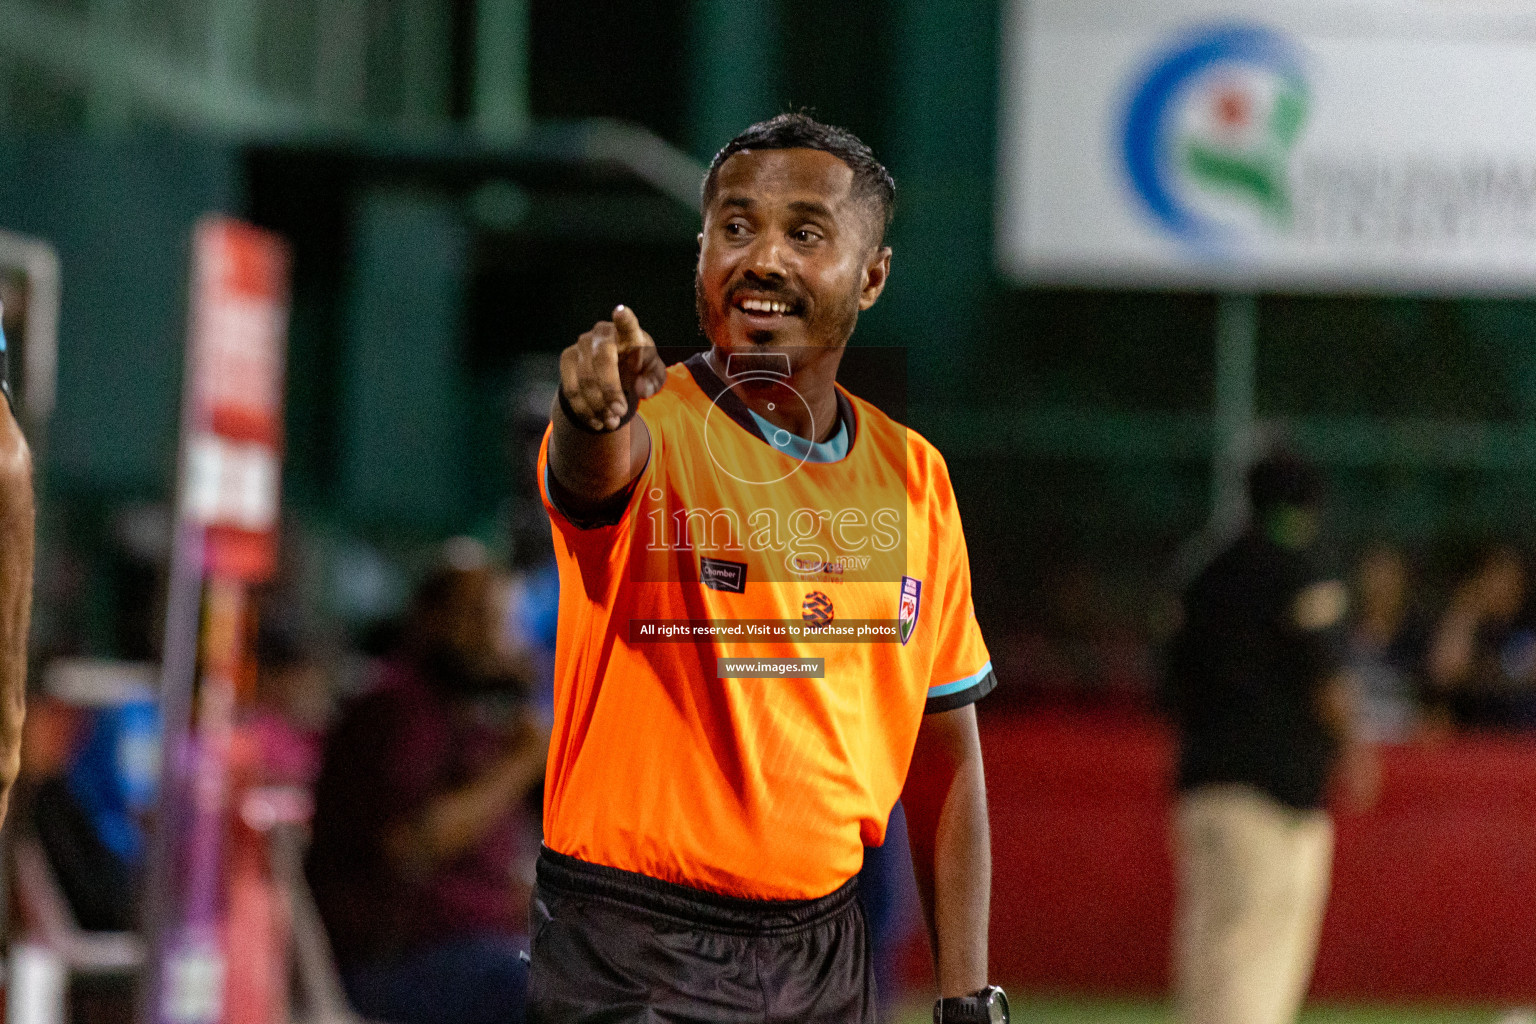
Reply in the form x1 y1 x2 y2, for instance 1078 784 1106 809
962 710 1536 1002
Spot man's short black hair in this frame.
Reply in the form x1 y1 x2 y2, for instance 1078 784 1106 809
702 113 897 244
1248 451 1324 514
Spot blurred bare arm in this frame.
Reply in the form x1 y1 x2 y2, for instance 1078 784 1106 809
0 407 31 824
386 719 550 874
903 703 990 998
1427 602 1477 691
1318 673 1379 812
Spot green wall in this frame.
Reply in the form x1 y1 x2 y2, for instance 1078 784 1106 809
0 134 240 497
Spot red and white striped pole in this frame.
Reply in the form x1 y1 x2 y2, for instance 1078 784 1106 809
142 218 289 1024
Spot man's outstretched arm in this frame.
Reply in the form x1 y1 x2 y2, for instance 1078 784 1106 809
902 702 990 998
0 405 32 823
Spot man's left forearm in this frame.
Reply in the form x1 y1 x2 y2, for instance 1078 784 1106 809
903 704 991 997
0 409 33 823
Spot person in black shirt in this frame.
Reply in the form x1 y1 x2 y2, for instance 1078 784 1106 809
1164 452 1376 1024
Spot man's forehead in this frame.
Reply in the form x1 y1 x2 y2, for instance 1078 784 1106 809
710 148 856 210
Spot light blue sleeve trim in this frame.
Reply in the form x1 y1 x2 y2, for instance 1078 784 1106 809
928 661 994 696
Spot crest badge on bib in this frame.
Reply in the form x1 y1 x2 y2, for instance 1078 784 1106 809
898 576 922 645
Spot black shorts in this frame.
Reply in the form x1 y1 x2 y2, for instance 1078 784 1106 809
527 848 876 1024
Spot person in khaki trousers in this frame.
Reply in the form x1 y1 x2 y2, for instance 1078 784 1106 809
1164 453 1377 1024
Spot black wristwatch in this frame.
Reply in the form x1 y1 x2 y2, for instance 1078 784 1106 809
934 986 1008 1023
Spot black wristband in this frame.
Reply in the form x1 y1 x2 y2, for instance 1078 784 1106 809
558 387 637 434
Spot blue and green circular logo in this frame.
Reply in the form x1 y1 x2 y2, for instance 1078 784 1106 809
1122 25 1309 248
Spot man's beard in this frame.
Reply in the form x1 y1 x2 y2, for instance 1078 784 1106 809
694 267 717 342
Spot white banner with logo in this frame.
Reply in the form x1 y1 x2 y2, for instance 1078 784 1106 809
998 0 1536 292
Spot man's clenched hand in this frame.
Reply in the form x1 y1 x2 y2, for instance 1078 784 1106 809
548 305 665 515
559 305 667 432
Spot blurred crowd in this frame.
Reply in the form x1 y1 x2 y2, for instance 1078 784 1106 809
1351 542 1536 738
999 540 1536 740
15 531 561 1024
5 378 570 1024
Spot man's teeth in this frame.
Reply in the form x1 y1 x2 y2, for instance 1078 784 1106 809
740 298 792 314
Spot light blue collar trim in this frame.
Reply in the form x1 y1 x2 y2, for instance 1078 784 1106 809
749 409 849 463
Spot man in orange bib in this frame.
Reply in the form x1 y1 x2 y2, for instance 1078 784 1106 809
532 114 1006 1024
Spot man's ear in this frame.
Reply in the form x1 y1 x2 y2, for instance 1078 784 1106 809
859 246 892 310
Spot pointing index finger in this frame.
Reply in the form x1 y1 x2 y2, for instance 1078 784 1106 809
612 305 650 351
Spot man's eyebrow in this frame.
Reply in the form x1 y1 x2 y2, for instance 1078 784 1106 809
788 199 834 219
718 195 755 211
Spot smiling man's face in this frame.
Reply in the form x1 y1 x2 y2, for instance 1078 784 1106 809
696 148 890 365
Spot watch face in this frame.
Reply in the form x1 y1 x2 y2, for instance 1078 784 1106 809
987 987 1009 1024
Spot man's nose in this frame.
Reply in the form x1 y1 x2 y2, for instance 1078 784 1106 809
743 233 790 282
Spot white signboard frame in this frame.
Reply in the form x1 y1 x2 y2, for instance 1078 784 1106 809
998 0 1536 293
0 229 60 429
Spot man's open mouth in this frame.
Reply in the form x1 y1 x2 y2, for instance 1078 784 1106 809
733 294 802 321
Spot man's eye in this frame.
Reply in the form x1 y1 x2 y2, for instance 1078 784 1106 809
723 222 748 236
793 228 823 243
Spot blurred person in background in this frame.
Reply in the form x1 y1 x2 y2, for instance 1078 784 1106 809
27 693 159 932
505 371 561 727
1425 545 1536 729
503 564 557 725
1346 544 1426 742
306 541 549 1024
0 301 33 822
1164 452 1376 1024
857 803 920 1023
250 607 332 788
